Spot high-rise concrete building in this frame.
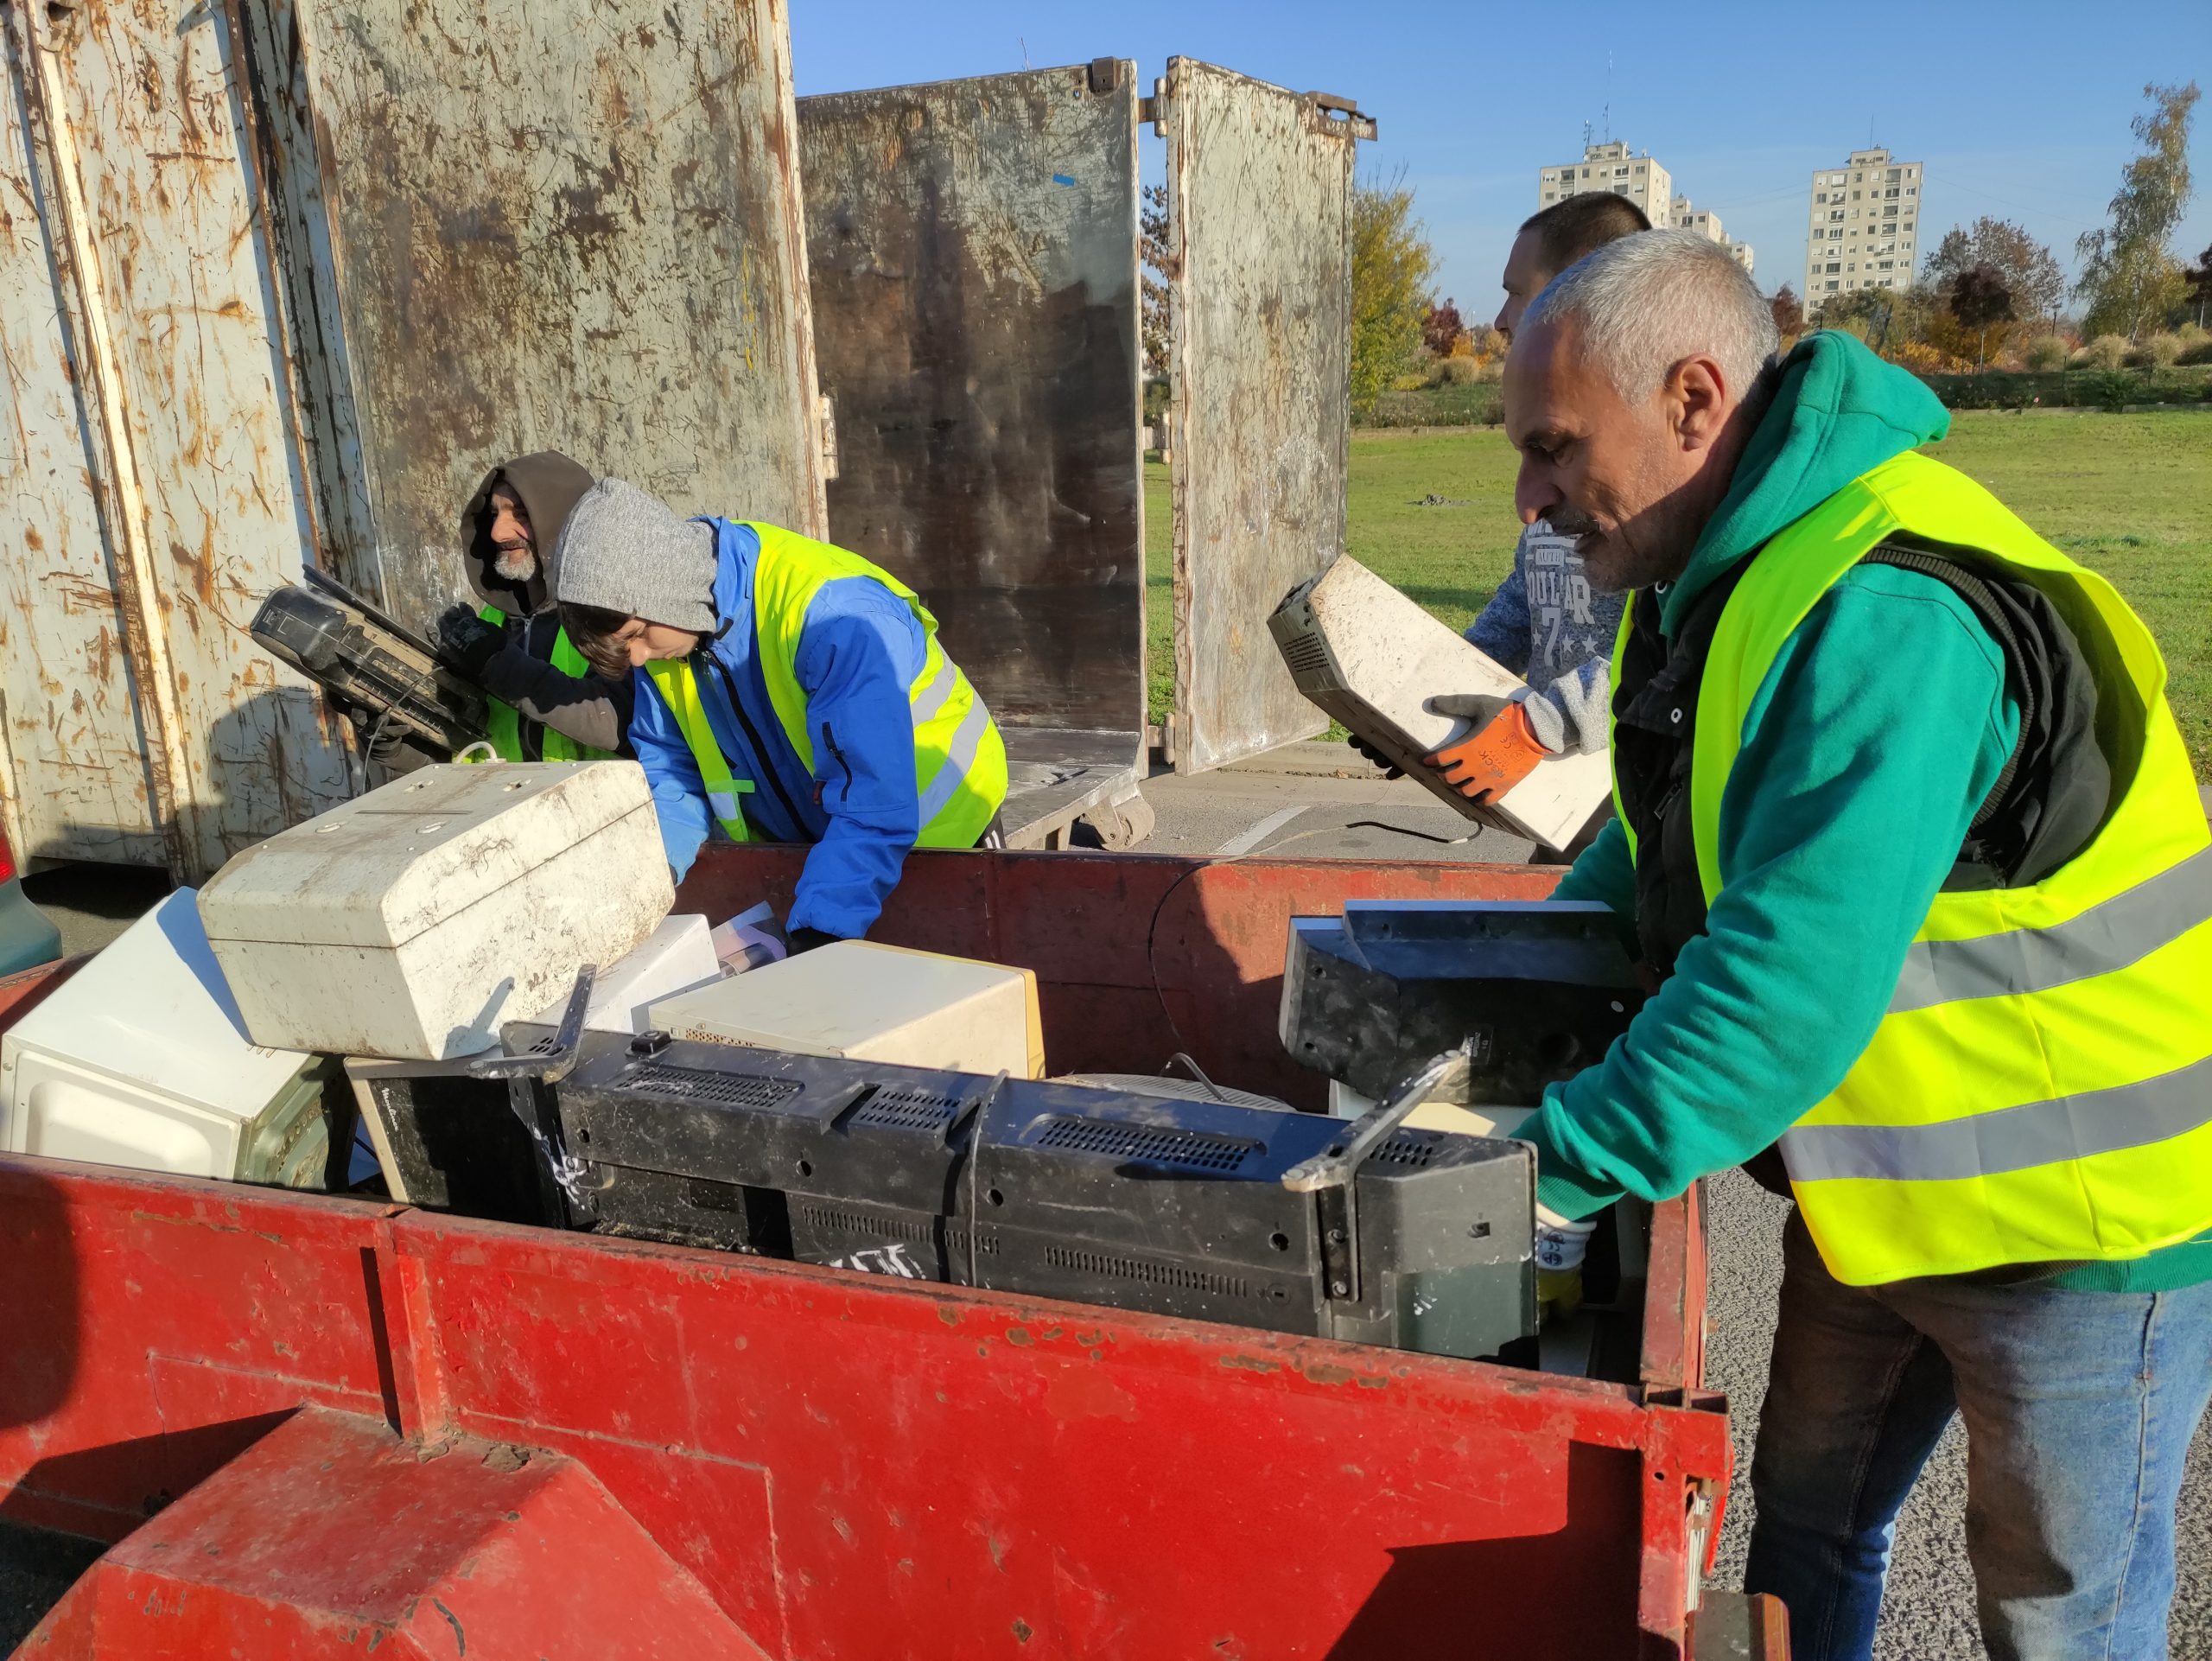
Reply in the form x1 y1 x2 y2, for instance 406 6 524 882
1535 142 1671 226
1671 196 1755 276
1803 148 1923 300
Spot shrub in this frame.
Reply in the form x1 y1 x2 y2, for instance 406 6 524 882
1897 339 1968 376
1471 326 1508 362
2127 333 2185 368
2022 335 2071 372
1432 356 1484 386
2077 334 2129 369
2076 368 2140 410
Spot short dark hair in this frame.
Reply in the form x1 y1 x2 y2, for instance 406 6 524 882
558 601 638 681
1518 193 1651 276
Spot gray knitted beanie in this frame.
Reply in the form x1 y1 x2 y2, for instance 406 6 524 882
550 478 720 633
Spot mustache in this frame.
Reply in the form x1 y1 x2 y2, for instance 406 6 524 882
1547 511 1600 539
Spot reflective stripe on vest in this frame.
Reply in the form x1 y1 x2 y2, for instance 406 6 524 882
639 524 1008 850
741 521 1007 848
1660 450 2212 1285
643 659 753 841
470 607 617 764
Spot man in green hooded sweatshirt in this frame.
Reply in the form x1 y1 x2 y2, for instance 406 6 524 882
1493 230 2212 1661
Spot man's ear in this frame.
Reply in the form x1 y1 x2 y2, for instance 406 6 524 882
1669 355 1731 451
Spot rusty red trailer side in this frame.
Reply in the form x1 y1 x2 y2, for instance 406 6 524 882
0 848 1748 1658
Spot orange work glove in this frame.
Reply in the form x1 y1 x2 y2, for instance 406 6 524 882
1424 697 1557 804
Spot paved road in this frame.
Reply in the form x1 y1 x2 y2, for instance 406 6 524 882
5 764 2208 1655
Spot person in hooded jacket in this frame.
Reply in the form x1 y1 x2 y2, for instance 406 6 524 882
436 451 634 760
550 479 1007 947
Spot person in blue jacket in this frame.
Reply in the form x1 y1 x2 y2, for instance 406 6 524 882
552 480 1007 947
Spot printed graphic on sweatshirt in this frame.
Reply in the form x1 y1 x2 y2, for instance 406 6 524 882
1523 529 1605 676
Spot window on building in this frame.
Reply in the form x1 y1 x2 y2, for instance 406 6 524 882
1906 185 1916 196
1888 168 1901 181
1826 261 1841 274
1581 168 1591 178
1830 229 1844 239
1826 279 1840 290
1830 209 1846 221
1847 263 1855 272
1879 277 1893 288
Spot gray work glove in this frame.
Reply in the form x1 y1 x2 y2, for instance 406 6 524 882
1427 691 1567 754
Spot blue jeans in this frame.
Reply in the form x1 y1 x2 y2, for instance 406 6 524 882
1744 1211 2212 1661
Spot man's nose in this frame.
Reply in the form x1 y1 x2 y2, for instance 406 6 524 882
1514 460 1556 528
629 640 652 667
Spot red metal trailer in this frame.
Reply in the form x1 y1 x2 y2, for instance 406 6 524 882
0 847 1777 1658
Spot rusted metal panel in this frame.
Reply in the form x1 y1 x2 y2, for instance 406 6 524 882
4 0 353 878
0 21 162 868
798 64 1144 746
285 0 826 630
1164 60 1370 773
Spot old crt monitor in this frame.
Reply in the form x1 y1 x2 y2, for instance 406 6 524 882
543 1031 1537 1362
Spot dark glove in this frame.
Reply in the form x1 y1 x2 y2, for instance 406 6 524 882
436 602 505 679
1347 733 1403 780
786 926 840 955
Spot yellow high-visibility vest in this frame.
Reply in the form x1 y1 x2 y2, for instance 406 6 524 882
470 608 617 764
642 523 1007 848
1619 450 2212 1284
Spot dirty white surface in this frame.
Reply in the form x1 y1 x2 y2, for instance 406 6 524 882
0 0 353 877
1271 556 1611 850
1165 60 1362 774
198 762 671 1059
293 0 828 629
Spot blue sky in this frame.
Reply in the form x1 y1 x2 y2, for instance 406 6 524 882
791 1 2212 316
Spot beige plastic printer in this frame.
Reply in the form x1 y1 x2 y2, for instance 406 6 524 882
1268 555 1612 850
646 941 1046 1079
198 762 673 1060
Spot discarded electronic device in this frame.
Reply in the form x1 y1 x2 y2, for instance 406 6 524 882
198 762 672 1060
1281 899 1643 1107
537 1028 1535 1363
527 914 721 1035
647 940 1046 1080
251 567 490 760
1268 555 1612 849
0 890 339 1187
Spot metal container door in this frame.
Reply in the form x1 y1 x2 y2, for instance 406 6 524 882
1 0 353 879
1160 60 1372 773
798 62 1146 846
279 0 828 628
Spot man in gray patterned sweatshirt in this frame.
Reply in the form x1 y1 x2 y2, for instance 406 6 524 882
1467 193 1648 758
1357 194 1647 856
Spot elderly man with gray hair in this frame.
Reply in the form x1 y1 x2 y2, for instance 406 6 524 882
1503 230 2212 1660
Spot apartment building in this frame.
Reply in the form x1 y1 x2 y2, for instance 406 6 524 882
1803 148 1923 299
1671 195 1755 276
1535 142 1670 225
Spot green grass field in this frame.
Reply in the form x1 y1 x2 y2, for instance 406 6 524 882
1144 409 2212 779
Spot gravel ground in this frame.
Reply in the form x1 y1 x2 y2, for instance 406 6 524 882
0 1523 101 1651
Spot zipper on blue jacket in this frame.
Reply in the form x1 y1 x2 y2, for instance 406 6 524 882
703 652 808 833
